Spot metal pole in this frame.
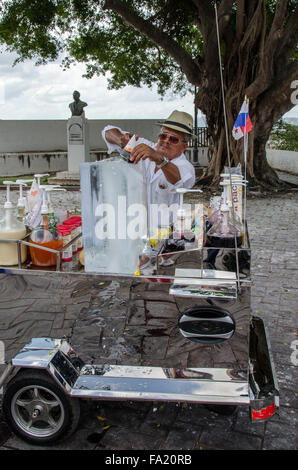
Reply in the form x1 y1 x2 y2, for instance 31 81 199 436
214 3 241 290
194 86 198 164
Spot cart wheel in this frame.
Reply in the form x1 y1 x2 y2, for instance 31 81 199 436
3 369 80 445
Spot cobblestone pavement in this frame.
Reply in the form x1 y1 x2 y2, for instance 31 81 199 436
0 174 297 451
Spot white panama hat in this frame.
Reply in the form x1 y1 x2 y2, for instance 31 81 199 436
156 110 196 138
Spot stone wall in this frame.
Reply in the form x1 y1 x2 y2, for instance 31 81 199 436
1 119 297 176
0 119 158 153
0 152 68 177
266 149 298 175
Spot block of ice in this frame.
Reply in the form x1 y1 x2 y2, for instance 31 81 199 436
80 158 148 274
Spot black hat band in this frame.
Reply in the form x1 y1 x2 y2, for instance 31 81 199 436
162 120 192 134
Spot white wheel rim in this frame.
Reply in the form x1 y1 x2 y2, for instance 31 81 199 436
11 384 65 438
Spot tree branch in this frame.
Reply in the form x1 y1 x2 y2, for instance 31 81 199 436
267 0 289 41
103 0 200 85
275 4 298 62
256 60 298 125
239 0 265 51
263 0 289 67
190 0 214 40
244 0 291 100
203 0 235 73
235 0 245 41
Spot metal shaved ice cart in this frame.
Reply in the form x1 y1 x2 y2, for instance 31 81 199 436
0 159 279 445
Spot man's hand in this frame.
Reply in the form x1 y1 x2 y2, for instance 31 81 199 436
130 143 163 165
120 133 131 148
105 128 131 148
130 143 181 185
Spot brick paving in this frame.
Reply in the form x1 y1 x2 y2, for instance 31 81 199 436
0 175 297 451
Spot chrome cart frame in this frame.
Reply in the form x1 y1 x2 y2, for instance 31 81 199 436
0 221 279 444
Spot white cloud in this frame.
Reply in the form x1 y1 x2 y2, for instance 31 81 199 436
1 52 297 122
0 52 198 120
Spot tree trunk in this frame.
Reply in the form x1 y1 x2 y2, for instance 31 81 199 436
190 0 297 190
253 138 281 188
101 0 297 191
193 51 286 190
252 116 284 189
196 98 284 190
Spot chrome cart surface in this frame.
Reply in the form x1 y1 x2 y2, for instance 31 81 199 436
0 223 279 445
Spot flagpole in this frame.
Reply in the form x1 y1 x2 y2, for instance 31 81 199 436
214 6 232 170
214 3 241 289
243 96 248 243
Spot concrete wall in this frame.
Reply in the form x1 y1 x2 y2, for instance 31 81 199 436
0 150 112 177
1 119 296 177
0 119 159 153
0 152 68 177
0 147 210 177
0 119 210 176
266 149 298 175
187 147 209 166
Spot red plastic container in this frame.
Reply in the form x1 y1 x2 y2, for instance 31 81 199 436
57 225 73 261
63 217 82 251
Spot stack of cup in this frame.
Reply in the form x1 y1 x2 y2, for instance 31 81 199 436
62 216 83 253
57 225 72 262
220 173 247 223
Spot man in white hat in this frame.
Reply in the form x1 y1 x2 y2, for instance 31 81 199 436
102 110 196 212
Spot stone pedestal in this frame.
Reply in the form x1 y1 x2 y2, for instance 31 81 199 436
47 171 81 186
67 114 90 173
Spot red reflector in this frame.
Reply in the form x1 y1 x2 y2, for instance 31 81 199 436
252 402 275 420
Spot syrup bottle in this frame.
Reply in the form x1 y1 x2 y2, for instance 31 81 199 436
0 181 27 265
207 202 242 248
29 189 63 267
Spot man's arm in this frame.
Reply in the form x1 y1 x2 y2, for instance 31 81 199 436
159 162 181 185
103 127 181 185
104 128 131 148
130 143 181 185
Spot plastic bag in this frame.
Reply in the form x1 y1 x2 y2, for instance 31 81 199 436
24 179 42 229
224 163 242 175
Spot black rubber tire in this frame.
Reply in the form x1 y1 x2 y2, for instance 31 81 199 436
3 369 80 445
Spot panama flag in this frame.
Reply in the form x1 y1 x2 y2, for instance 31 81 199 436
232 100 253 140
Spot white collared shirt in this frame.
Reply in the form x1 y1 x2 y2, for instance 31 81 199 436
102 125 195 209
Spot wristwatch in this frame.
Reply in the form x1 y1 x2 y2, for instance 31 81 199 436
156 155 169 169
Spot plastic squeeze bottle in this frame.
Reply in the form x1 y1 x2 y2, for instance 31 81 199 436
16 180 29 222
44 186 66 232
29 189 63 267
207 201 242 248
0 181 27 265
172 188 202 240
16 179 34 223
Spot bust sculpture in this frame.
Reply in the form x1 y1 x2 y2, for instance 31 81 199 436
69 90 88 116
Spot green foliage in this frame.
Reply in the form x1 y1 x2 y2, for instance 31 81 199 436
0 0 70 62
0 0 200 95
270 120 298 151
65 0 201 95
0 0 296 98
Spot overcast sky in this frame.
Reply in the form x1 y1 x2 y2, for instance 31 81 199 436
0 51 297 122
0 52 198 121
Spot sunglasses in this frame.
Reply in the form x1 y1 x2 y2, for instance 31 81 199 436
158 132 187 144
